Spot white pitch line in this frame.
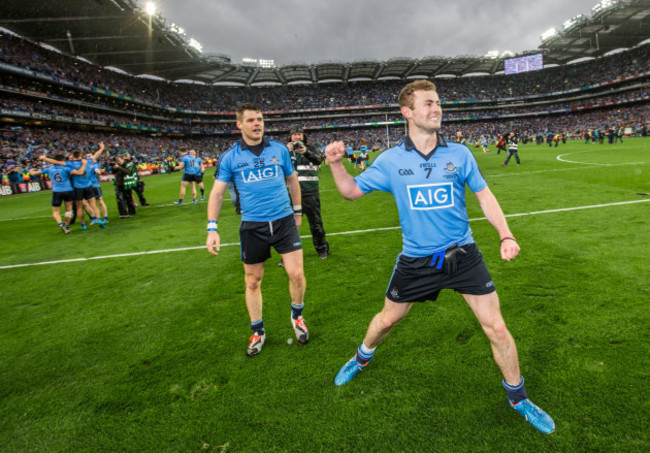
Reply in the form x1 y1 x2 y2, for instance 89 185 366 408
489 160 648 178
556 146 646 166
1 198 648 270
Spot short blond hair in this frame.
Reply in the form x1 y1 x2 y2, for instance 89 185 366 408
398 80 437 109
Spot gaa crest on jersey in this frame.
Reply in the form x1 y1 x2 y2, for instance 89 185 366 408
407 182 454 210
270 156 280 165
444 162 457 173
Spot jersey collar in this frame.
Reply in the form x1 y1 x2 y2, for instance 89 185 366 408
240 136 270 151
402 133 447 161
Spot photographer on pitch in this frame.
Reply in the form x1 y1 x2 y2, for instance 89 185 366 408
112 153 137 218
282 126 329 263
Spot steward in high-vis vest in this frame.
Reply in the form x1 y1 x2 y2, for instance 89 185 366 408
112 153 136 218
288 126 329 259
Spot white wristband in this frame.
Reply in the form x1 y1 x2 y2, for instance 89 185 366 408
293 204 302 212
207 221 218 232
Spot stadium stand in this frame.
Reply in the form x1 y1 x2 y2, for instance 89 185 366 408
0 1 648 194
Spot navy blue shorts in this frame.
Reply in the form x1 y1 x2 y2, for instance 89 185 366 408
386 243 496 303
51 190 75 207
239 214 302 264
92 187 103 198
182 174 201 183
74 186 95 201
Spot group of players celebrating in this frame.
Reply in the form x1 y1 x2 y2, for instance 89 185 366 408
32 143 109 233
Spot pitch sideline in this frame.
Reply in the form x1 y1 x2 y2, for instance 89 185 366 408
1 198 648 270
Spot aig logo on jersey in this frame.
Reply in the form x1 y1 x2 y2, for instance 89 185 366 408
407 182 454 210
242 165 279 183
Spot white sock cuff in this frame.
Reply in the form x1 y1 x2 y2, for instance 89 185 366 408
360 342 376 355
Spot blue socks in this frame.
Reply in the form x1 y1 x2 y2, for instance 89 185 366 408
356 342 376 365
503 376 528 403
291 303 304 320
251 319 264 335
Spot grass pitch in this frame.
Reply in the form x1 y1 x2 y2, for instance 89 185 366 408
0 138 649 452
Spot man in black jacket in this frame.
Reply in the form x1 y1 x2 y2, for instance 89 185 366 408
112 154 136 218
284 126 330 261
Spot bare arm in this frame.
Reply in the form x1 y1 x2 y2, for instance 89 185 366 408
92 142 105 160
40 155 65 166
325 141 365 200
206 179 228 256
70 159 87 176
285 172 302 228
473 186 520 261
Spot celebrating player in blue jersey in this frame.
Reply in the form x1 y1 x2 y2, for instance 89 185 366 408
325 80 554 434
31 154 88 234
174 148 204 205
86 151 109 225
206 103 309 357
480 134 490 157
42 142 106 230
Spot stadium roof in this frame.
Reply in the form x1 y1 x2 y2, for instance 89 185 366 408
0 0 649 86
540 0 650 64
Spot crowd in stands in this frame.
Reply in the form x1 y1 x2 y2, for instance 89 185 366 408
2 85 647 138
2 99 646 171
1 31 648 111
0 30 648 188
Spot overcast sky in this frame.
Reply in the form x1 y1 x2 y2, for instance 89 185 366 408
152 0 602 65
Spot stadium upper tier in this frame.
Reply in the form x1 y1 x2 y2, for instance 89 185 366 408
1 0 649 83
0 32 648 114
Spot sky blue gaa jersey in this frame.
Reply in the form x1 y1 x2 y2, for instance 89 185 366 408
354 135 487 257
88 161 101 188
180 154 202 175
65 158 93 188
42 165 74 192
216 137 295 222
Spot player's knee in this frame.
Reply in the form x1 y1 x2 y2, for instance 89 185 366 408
483 321 509 343
286 268 305 285
245 280 261 292
245 275 262 291
379 311 403 331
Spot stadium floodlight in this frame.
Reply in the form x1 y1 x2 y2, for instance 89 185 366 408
167 23 186 36
145 2 156 16
188 38 202 53
563 14 584 30
592 0 618 15
485 50 499 59
540 27 558 42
